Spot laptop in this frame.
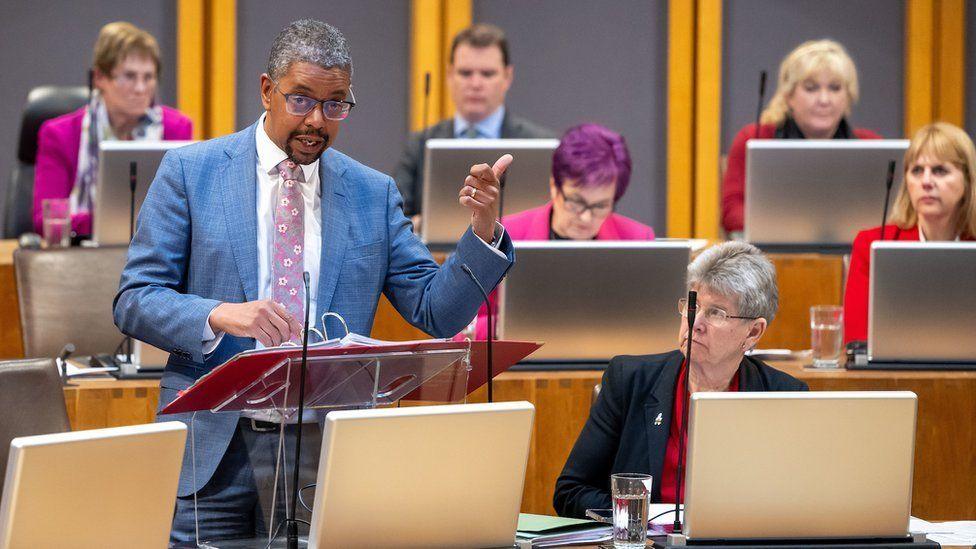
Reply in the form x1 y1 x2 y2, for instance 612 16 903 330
498 241 691 362
93 140 195 245
683 391 916 542
0 422 186 549
865 241 976 369
307 401 534 549
745 140 909 248
421 138 559 244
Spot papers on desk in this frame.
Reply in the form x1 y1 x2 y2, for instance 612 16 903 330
911 517 976 545
60 357 117 378
515 513 611 547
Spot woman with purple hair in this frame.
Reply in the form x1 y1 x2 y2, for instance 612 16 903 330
459 124 654 340
503 123 655 240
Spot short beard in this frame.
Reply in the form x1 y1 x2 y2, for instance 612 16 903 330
285 131 330 165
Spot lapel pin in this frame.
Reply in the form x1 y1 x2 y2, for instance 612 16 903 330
654 412 663 426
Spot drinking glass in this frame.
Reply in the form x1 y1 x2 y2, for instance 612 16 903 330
810 305 844 368
611 472 652 548
41 198 71 247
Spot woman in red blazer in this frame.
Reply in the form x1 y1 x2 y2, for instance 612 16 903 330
844 122 976 343
460 124 655 340
722 39 881 235
33 22 193 237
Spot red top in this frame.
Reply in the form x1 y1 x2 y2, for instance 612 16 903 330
842 224 976 343
721 122 882 233
659 361 740 503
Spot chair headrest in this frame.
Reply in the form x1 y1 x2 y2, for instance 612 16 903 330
17 85 89 165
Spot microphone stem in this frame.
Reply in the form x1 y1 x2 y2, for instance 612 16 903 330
287 273 312 549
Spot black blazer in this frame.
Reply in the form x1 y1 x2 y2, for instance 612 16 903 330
552 350 808 518
391 112 555 216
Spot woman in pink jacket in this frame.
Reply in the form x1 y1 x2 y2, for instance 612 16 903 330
33 21 193 237
462 123 655 340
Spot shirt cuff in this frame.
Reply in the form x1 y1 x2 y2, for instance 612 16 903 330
475 222 507 259
202 310 225 356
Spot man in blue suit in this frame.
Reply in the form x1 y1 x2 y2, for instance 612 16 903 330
114 19 514 543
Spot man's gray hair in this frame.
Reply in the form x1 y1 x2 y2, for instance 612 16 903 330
267 19 352 80
686 241 779 323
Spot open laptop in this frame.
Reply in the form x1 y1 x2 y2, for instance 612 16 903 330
93 140 195 245
682 391 916 542
498 241 691 362
865 241 976 369
745 140 909 249
422 138 559 244
308 401 534 549
0 422 186 549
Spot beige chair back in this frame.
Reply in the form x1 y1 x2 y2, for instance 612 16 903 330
0 358 71 493
14 246 128 358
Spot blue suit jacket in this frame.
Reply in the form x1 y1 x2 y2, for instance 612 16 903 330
114 122 514 496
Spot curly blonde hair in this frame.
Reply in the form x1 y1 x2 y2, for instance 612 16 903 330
760 39 858 127
889 122 976 239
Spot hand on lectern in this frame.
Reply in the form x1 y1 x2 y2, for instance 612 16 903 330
209 299 303 347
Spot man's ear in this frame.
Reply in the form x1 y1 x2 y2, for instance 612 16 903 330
260 73 274 111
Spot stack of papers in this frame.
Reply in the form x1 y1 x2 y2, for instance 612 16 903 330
515 513 612 548
910 517 976 545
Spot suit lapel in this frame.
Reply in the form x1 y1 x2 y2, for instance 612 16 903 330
644 352 683 499
315 149 350 329
220 125 260 302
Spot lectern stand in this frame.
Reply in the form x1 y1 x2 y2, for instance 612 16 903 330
160 338 541 548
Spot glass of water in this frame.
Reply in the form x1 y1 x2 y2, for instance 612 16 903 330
41 198 71 247
611 472 652 548
810 305 844 368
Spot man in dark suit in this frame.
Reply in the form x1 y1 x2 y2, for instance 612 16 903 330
393 23 554 218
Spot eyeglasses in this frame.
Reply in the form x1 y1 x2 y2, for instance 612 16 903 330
273 82 356 120
111 71 157 89
677 298 759 328
558 189 613 217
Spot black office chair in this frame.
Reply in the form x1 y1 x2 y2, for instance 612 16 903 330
4 85 88 239
0 358 71 494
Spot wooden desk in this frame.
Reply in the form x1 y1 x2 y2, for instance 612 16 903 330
0 240 23 358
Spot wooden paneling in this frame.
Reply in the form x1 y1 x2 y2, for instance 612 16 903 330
763 254 845 350
0 240 24 359
63 379 159 431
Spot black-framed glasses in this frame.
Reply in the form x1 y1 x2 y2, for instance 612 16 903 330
677 298 759 328
273 82 356 120
557 188 613 217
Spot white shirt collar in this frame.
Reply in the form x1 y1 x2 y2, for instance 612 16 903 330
255 113 319 182
917 226 961 242
454 105 506 139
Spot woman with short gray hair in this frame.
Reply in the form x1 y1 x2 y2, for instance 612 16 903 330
553 241 807 518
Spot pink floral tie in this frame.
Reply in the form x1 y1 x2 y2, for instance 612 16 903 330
272 159 305 343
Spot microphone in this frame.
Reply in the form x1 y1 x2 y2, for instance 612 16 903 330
674 290 697 532
57 343 76 386
415 71 432 219
754 70 767 139
286 272 313 549
879 160 896 241
461 264 494 403
128 161 137 243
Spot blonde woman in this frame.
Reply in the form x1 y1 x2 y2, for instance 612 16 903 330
33 22 193 238
721 39 881 234
843 122 976 342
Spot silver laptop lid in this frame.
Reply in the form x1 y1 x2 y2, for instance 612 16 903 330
421 138 559 244
498 241 691 362
869 241 976 363
0 422 186 549
308 401 534 549
745 140 908 245
684 391 916 540
94 140 195 245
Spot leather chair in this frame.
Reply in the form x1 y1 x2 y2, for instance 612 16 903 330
14 246 128 358
0 358 71 493
4 85 89 239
